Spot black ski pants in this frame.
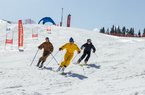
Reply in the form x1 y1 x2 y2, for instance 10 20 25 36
80 51 91 62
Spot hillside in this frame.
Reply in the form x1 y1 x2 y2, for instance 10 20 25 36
0 24 145 95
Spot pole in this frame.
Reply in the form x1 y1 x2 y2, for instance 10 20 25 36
44 51 59 67
11 30 14 49
94 53 98 58
50 53 59 65
60 8 63 26
30 49 39 66
4 33 8 50
81 65 86 75
72 54 78 64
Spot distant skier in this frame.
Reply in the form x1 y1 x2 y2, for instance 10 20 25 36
37 37 54 68
77 39 96 64
57 37 81 72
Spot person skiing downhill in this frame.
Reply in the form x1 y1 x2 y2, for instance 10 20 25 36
57 37 81 72
77 39 96 64
37 37 54 68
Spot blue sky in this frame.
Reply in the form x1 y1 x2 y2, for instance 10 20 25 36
0 0 145 32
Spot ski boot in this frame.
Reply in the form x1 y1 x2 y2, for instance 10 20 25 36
77 59 82 64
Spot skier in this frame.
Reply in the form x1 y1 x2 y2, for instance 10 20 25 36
57 37 81 72
37 37 54 68
77 39 96 64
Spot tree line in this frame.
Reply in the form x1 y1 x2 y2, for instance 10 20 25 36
100 25 145 37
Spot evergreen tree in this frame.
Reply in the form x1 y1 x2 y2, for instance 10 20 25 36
122 26 126 36
106 28 110 34
138 30 141 37
100 27 105 33
126 29 129 35
129 28 134 36
142 28 145 37
102 27 105 33
100 28 103 33
143 28 145 35
114 27 117 34
129 28 132 35
117 26 122 35
100 25 144 37
110 25 115 34
132 28 135 35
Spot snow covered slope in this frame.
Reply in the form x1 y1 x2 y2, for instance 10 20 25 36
0 24 145 95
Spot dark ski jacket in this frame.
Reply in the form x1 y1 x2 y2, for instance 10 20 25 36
38 41 54 53
81 43 96 53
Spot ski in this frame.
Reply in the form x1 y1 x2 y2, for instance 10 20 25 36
79 64 88 67
60 71 72 77
73 62 88 66
38 66 73 77
60 71 71 75
42 66 72 76
42 66 57 72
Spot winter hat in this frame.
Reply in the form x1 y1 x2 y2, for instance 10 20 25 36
45 37 49 41
69 37 74 42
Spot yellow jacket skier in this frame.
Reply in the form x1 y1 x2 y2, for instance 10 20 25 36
57 37 80 72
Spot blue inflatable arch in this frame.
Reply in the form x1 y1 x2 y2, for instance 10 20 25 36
38 17 56 25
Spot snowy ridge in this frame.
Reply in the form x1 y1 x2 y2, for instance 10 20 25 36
0 24 145 95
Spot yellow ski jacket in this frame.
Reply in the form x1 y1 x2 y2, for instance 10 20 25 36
60 43 80 54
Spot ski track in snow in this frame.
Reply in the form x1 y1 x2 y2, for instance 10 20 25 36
0 23 145 95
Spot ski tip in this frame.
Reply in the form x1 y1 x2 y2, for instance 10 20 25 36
60 71 71 75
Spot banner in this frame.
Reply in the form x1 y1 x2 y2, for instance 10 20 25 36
18 20 24 49
6 39 13 44
32 34 38 38
67 14 71 27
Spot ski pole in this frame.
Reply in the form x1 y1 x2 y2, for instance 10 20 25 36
50 53 59 65
45 51 59 66
94 53 98 58
94 52 99 64
79 62 86 75
77 54 86 75
72 54 78 64
30 49 39 66
82 65 86 75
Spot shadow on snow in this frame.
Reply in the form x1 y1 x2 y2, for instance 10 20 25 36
83 63 101 69
43 67 88 80
68 73 88 80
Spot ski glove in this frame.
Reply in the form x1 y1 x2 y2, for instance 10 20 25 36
93 50 95 53
78 51 81 54
59 48 62 51
48 51 52 54
38 46 42 50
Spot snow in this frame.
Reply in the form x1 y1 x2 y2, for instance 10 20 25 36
0 22 145 95
93 28 99 32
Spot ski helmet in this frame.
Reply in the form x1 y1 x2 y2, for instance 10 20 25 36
87 39 91 42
